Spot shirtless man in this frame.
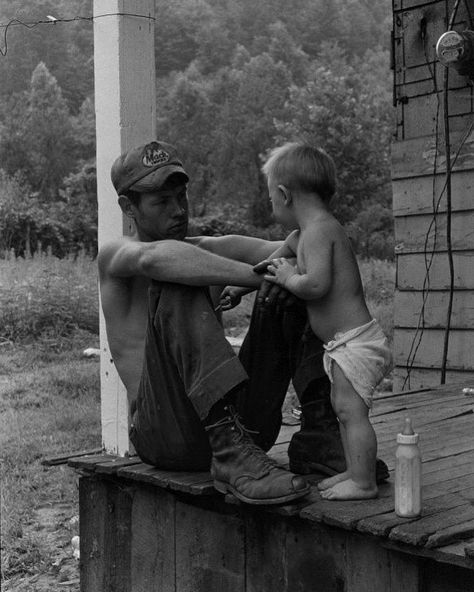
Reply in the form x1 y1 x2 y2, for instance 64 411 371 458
98 140 387 505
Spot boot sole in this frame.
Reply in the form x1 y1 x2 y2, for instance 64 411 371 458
213 480 311 505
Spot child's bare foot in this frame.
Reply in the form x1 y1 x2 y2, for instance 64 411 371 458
319 478 377 501
317 471 349 491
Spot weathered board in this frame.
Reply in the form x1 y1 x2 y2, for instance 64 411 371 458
73 383 474 591
79 477 133 591
394 210 474 253
394 328 474 368
130 486 176 592
394 290 474 328
391 130 474 180
392 170 474 217
396 251 474 290
393 367 474 390
391 0 474 384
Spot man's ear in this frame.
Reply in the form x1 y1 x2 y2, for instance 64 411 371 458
278 184 292 206
118 195 136 219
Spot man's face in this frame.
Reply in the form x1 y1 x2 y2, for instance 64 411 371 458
131 182 189 241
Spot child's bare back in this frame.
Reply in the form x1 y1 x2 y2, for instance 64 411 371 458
293 214 372 344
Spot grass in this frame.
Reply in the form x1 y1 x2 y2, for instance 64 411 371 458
0 250 98 344
0 253 394 587
0 332 101 587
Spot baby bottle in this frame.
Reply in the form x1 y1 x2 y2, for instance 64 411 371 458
395 417 422 518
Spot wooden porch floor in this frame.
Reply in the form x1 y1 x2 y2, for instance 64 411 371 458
69 381 474 570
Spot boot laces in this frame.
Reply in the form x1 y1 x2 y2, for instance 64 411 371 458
206 406 279 471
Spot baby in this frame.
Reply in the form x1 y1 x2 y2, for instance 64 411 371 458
253 141 391 500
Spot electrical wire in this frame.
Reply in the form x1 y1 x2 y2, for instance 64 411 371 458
0 13 156 57
440 64 454 385
402 0 473 389
449 0 462 29
402 114 474 388
402 35 441 390
440 0 468 383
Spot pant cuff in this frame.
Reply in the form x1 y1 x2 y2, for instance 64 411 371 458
188 357 248 420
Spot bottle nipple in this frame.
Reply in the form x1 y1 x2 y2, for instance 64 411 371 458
397 416 418 444
402 417 414 435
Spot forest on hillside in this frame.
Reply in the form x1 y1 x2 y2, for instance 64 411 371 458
0 0 395 259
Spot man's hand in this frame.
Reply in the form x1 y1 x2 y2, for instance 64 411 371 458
253 257 299 309
218 286 243 311
256 260 298 309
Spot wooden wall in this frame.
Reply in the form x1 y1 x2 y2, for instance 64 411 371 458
392 0 474 391
79 475 474 592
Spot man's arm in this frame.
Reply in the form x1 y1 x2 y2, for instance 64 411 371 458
98 238 262 288
252 230 299 274
264 233 332 301
187 234 297 308
186 235 284 266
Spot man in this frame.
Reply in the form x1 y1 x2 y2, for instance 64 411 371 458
99 140 387 505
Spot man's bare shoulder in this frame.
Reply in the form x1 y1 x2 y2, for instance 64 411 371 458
99 236 133 260
98 236 144 279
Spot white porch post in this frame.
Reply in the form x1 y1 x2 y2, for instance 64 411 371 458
94 0 156 454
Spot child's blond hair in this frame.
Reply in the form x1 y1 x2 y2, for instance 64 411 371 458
262 141 336 203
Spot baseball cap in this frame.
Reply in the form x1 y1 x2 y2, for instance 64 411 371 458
110 140 189 195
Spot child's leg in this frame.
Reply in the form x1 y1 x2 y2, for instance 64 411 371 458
317 422 350 490
320 363 377 501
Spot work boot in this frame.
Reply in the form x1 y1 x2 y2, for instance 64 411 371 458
288 379 389 483
288 398 346 475
206 406 310 505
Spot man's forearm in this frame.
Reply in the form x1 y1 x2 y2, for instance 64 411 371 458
139 240 262 287
187 235 284 266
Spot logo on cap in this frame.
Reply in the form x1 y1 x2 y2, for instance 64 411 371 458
142 143 170 167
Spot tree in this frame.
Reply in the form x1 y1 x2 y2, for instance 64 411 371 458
0 170 38 255
0 91 30 179
157 65 216 216
274 44 393 225
72 95 96 162
58 161 98 256
24 62 75 200
346 203 394 260
210 52 292 225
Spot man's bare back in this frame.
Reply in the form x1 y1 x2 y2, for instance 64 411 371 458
99 241 150 400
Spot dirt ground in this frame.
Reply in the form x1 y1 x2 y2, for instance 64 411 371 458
3 503 80 592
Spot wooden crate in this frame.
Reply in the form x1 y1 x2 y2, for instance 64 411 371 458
71 383 474 592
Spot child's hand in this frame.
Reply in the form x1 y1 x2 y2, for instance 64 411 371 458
253 259 271 274
264 258 298 289
219 286 243 311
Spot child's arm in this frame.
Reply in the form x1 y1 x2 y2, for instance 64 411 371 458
264 232 332 301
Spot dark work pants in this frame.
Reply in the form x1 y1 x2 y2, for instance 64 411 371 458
130 282 327 471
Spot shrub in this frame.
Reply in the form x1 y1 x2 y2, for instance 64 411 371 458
188 213 287 241
0 251 99 344
359 258 395 343
0 165 98 259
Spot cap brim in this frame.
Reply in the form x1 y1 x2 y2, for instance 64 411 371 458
129 165 189 192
